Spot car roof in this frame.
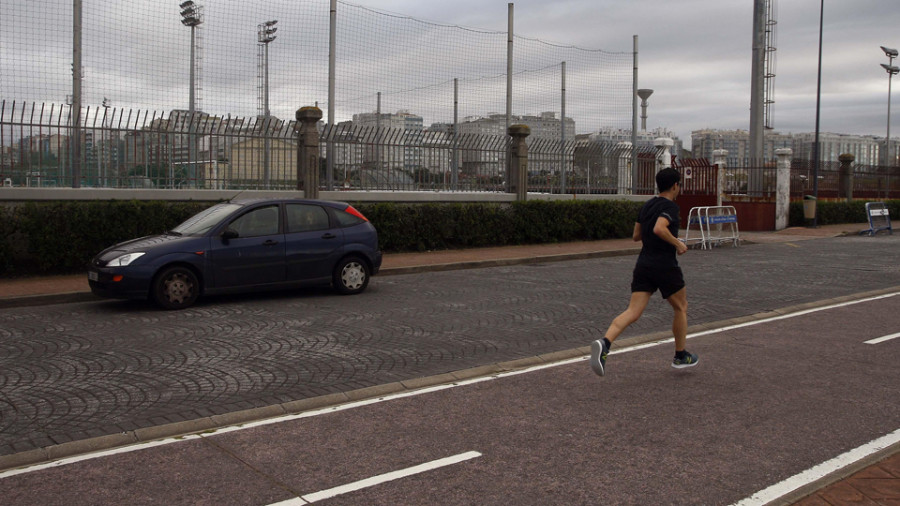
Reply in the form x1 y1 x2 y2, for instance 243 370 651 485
229 198 349 208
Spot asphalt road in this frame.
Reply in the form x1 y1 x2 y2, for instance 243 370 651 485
1 292 898 505
1 234 899 464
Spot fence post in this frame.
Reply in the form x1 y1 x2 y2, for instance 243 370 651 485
508 124 530 201
296 106 323 198
839 153 854 202
775 147 792 230
654 137 674 170
713 149 728 207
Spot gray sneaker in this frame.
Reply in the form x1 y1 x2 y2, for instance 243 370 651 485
672 351 699 369
590 339 609 377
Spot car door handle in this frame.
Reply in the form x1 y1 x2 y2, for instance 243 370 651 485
321 233 337 239
263 239 279 246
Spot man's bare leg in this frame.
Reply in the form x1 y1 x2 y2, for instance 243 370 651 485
605 291 652 343
591 292 652 376
666 287 688 351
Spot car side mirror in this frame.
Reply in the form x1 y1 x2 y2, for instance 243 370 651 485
222 228 239 241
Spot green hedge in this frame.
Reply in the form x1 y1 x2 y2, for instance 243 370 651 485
1 201 211 277
0 199 644 277
2 198 894 278
788 199 899 227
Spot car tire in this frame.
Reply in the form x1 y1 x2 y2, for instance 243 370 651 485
152 266 200 310
333 256 370 295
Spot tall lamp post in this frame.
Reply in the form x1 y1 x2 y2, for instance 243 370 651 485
880 46 898 167
259 20 277 188
101 97 110 187
180 1 203 187
811 0 824 228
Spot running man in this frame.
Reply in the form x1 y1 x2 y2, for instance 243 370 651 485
590 167 699 376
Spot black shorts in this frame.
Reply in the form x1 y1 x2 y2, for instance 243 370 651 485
631 263 685 299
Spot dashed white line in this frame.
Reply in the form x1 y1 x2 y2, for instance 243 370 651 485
2 289 897 501
864 332 900 345
269 451 482 505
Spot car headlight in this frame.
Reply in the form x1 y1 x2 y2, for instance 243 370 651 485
107 252 145 267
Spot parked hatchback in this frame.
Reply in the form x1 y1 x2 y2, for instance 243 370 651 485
88 199 382 309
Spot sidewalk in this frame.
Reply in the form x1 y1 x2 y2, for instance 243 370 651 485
0 223 863 304
2 222 897 504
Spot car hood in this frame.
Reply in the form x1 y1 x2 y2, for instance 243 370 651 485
95 234 207 264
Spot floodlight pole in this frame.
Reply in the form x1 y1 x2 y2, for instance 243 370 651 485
259 20 278 188
812 0 823 228
180 1 203 188
881 46 899 167
72 0 82 188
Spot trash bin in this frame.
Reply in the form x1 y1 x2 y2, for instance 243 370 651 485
803 195 817 220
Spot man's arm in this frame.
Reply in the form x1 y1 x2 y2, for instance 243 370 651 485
653 216 688 255
632 222 641 242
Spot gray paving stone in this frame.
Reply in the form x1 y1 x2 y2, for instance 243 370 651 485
1 235 899 460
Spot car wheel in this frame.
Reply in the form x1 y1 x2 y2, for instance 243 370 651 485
333 256 370 295
153 266 200 310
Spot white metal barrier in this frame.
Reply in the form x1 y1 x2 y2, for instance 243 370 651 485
860 202 892 236
683 206 740 249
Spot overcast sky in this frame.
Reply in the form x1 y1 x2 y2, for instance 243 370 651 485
3 0 900 150
353 0 900 148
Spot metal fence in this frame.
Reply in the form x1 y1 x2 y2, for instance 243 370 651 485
1 101 664 194
2 1 633 137
671 159 900 200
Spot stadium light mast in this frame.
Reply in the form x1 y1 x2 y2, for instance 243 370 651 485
180 0 203 187
259 20 278 188
881 46 899 167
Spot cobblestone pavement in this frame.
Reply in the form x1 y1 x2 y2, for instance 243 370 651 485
1 233 898 462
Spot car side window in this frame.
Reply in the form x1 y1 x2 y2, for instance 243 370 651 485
334 208 365 227
229 205 280 237
286 204 330 233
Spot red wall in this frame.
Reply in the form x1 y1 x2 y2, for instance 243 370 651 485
676 196 776 232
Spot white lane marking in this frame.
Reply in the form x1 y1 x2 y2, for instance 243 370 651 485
730 428 900 506
865 332 900 345
2 291 897 481
269 451 482 505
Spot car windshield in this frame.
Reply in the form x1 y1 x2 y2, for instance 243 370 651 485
171 203 243 236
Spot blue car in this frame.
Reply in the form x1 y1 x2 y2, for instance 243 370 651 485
88 199 382 309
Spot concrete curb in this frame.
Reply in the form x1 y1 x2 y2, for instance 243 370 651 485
4 285 898 474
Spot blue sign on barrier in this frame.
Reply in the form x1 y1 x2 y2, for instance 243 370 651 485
861 202 892 236
689 214 738 225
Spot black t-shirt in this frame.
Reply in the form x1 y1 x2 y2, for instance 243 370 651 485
636 196 680 268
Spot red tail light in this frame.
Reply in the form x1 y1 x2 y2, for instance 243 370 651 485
344 205 369 222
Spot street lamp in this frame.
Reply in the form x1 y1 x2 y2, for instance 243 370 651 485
101 97 110 187
880 46 899 167
258 20 277 188
180 0 203 187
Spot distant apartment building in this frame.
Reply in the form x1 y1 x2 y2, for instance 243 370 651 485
790 132 888 166
352 110 424 173
691 129 793 167
588 127 684 160
452 112 575 177
457 112 575 140
691 129 897 167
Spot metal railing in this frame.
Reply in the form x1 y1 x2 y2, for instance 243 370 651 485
2 101 665 195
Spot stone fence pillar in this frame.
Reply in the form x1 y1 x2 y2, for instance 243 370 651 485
654 137 674 170
507 124 530 201
712 149 728 207
839 153 855 202
296 106 323 198
775 148 792 230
